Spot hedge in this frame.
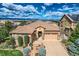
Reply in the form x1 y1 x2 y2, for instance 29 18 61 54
0 50 23 56
18 36 23 47
24 35 29 46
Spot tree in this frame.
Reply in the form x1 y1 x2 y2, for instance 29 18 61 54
24 34 29 46
0 21 14 42
19 21 26 26
10 37 16 48
67 22 79 56
18 36 23 47
5 37 16 49
5 21 13 33
0 27 8 41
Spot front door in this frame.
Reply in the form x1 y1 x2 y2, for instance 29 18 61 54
38 31 42 37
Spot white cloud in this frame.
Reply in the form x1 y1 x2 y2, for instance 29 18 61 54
70 10 79 14
0 7 11 12
44 3 53 6
58 5 73 11
0 3 43 19
42 6 46 10
44 11 64 17
41 6 46 12
2 3 40 14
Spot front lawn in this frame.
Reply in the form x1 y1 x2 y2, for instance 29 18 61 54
0 50 23 56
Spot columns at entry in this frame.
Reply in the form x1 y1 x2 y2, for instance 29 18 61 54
28 34 32 44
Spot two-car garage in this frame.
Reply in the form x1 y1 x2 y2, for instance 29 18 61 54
44 33 59 41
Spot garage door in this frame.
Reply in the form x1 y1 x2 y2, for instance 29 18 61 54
44 33 58 41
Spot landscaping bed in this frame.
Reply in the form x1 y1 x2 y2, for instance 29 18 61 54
0 50 23 56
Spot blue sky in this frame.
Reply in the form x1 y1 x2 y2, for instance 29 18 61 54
0 3 79 20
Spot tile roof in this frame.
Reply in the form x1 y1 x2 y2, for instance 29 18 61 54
61 14 79 22
68 14 79 22
10 21 59 34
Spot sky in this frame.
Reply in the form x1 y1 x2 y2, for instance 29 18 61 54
0 3 79 21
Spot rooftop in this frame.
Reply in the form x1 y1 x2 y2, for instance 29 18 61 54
10 20 59 34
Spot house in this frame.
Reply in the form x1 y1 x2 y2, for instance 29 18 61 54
59 14 79 38
10 21 60 46
0 23 5 28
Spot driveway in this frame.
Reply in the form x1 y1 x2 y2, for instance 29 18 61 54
43 40 69 56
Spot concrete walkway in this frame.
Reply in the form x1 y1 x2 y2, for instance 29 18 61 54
43 40 69 56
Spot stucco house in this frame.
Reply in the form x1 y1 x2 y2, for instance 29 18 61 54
59 14 79 39
10 21 60 46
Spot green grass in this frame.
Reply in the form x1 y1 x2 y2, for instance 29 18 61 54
0 50 23 56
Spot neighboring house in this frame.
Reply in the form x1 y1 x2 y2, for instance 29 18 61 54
10 21 60 46
0 23 5 28
59 14 79 39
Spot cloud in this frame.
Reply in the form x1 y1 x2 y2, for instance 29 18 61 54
0 7 11 12
43 11 65 20
42 6 46 10
1 3 78 20
2 3 40 14
0 3 42 18
70 10 79 14
58 5 73 11
44 3 53 6
41 6 46 12
44 11 64 17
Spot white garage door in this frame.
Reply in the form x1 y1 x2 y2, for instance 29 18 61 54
44 33 58 41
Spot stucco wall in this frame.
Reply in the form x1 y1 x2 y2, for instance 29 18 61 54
35 26 45 39
11 34 31 46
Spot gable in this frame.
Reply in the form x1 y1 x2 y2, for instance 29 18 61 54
60 14 73 22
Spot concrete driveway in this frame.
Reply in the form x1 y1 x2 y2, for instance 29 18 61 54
43 40 69 56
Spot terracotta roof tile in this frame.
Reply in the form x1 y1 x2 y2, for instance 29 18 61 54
10 21 59 34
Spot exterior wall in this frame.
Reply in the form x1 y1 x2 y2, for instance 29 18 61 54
60 17 72 32
11 33 31 47
71 22 77 30
59 16 73 37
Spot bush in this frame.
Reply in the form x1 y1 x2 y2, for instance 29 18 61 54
4 37 16 49
0 50 23 56
24 34 29 46
66 23 79 55
29 42 33 49
10 37 16 49
23 47 31 56
38 47 46 56
67 39 79 56
18 36 23 47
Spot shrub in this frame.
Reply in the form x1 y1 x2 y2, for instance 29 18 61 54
66 23 79 55
10 37 16 49
11 50 23 56
67 39 79 56
0 50 23 56
4 37 16 49
24 34 29 46
38 47 46 56
29 42 32 49
23 47 31 56
18 36 23 47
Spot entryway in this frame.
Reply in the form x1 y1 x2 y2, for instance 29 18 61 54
38 31 42 37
